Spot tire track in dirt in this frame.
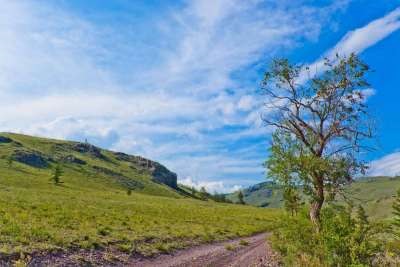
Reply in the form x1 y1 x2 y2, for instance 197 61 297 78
132 233 280 267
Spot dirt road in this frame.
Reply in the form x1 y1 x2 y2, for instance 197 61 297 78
132 233 280 267
7 233 279 266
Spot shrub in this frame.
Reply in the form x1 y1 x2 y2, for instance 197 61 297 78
392 188 400 238
374 188 400 265
270 204 383 266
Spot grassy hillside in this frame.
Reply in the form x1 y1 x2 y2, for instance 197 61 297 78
226 181 284 208
0 133 279 261
342 176 400 220
227 177 400 220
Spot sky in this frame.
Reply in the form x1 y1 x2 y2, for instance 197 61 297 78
0 0 399 193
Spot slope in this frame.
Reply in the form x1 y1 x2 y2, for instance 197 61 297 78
0 133 279 263
227 177 400 220
226 181 284 208
0 132 180 198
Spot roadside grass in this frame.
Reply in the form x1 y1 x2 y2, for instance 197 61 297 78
239 239 249 246
224 244 236 251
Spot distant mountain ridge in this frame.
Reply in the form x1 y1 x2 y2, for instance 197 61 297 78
227 176 400 220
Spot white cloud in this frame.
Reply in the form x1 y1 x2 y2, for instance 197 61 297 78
368 152 400 177
179 176 242 194
330 7 400 56
0 1 113 95
304 7 400 79
238 95 256 112
0 0 352 192
362 88 376 99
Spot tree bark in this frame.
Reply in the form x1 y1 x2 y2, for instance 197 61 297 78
310 183 324 232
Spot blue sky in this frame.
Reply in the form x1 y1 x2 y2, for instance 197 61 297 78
0 0 399 192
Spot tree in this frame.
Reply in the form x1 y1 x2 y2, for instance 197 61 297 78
283 185 302 216
51 164 63 185
237 190 245 205
264 54 373 231
392 188 400 239
199 186 208 200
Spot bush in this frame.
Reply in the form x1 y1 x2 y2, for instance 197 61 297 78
270 204 383 266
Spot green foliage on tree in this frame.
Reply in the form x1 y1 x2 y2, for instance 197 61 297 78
263 54 374 230
283 186 302 216
237 190 245 205
51 164 63 185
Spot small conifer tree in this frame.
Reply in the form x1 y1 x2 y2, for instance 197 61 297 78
238 190 245 205
52 164 63 185
199 186 208 200
7 156 13 168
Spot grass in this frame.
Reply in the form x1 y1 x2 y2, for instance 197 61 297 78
341 176 400 220
0 133 280 258
239 239 249 246
227 176 400 221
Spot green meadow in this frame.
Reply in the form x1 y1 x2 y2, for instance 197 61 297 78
0 133 279 256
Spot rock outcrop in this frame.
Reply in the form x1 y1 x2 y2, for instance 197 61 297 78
114 152 177 189
71 143 107 160
12 150 49 168
62 155 86 165
0 136 13 143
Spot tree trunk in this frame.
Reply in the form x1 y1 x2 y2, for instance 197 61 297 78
310 183 324 232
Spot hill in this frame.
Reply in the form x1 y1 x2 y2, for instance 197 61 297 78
0 132 180 197
227 176 400 220
226 181 283 208
0 133 278 264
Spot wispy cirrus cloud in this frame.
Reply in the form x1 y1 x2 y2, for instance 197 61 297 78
368 152 400 177
305 7 400 76
0 0 372 192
